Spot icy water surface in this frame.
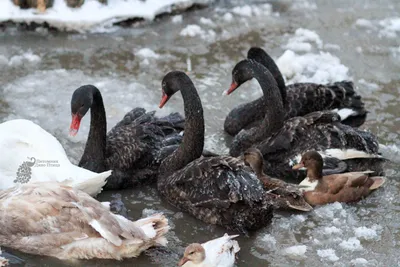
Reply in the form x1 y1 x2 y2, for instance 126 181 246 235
1 0 400 266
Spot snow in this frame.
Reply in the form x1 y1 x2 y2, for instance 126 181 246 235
283 245 307 258
223 13 233 22
355 19 375 29
354 227 378 241
284 28 323 52
136 48 160 59
317 249 339 262
0 0 212 32
350 258 369 266
2 51 42 67
378 17 400 38
199 17 215 27
171 15 183 23
339 237 363 251
180 24 205 37
231 5 253 17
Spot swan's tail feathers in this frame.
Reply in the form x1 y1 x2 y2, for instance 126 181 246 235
73 170 112 197
156 112 185 134
369 177 386 190
330 81 367 126
133 213 170 247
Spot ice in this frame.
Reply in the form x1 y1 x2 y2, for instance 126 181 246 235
355 19 375 29
323 226 342 235
0 0 213 32
171 15 183 23
223 13 233 22
180 24 205 37
257 234 277 251
354 227 378 241
284 28 323 52
350 258 369 267
1 51 42 67
317 249 339 262
379 17 400 38
231 5 253 17
283 245 307 259
136 48 160 59
199 17 215 27
339 237 363 251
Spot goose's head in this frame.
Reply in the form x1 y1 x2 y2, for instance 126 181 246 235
159 71 190 108
70 85 96 136
227 59 254 95
178 243 205 266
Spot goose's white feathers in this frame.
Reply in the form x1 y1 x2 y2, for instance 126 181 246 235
0 119 111 196
0 182 169 260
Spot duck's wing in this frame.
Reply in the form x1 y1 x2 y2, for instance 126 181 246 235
202 234 240 267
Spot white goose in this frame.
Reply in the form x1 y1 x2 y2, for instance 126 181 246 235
0 119 111 196
178 234 240 267
0 181 169 260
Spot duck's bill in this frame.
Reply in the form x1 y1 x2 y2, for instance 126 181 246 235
69 114 81 137
226 81 239 95
159 93 170 108
292 163 305 170
178 257 189 266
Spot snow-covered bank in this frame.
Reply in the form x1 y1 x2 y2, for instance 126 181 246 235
0 0 212 32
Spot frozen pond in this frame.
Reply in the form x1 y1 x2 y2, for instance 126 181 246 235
0 0 400 266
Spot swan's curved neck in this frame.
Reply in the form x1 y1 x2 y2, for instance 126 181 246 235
160 78 204 177
79 87 107 171
248 52 287 105
250 61 285 135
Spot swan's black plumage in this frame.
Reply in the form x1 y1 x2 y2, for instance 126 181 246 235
158 71 273 233
70 85 185 189
224 47 367 136
228 59 385 182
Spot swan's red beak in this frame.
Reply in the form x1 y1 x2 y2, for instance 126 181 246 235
177 257 189 266
70 114 82 137
292 162 304 170
227 81 239 95
159 92 170 109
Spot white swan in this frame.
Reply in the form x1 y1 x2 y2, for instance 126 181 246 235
0 119 111 196
178 234 240 267
0 181 169 260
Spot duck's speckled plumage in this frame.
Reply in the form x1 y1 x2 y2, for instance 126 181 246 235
227 59 384 182
224 47 366 136
157 71 273 233
0 182 169 260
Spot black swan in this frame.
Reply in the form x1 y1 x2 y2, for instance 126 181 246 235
227 59 386 182
157 71 274 233
224 47 367 136
70 84 186 189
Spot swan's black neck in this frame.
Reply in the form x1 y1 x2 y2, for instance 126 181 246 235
79 87 107 172
160 77 205 177
249 60 285 136
248 51 287 105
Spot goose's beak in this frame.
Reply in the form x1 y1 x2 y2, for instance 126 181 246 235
226 81 238 95
159 92 170 108
178 257 189 266
69 114 81 136
292 163 304 170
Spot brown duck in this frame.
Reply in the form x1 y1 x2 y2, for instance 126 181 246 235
243 148 312 212
292 151 385 206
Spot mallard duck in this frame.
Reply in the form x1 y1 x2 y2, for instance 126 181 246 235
0 182 169 260
178 234 240 267
224 47 366 136
243 148 312 212
292 151 386 206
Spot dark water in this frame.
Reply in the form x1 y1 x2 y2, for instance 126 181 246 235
0 0 399 266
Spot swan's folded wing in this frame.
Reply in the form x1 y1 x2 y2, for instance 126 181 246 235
162 156 265 208
0 183 145 245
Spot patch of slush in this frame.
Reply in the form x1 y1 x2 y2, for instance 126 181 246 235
0 51 41 67
180 24 216 41
317 249 339 262
355 17 400 38
283 245 307 259
284 28 323 52
136 48 160 59
0 0 213 32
